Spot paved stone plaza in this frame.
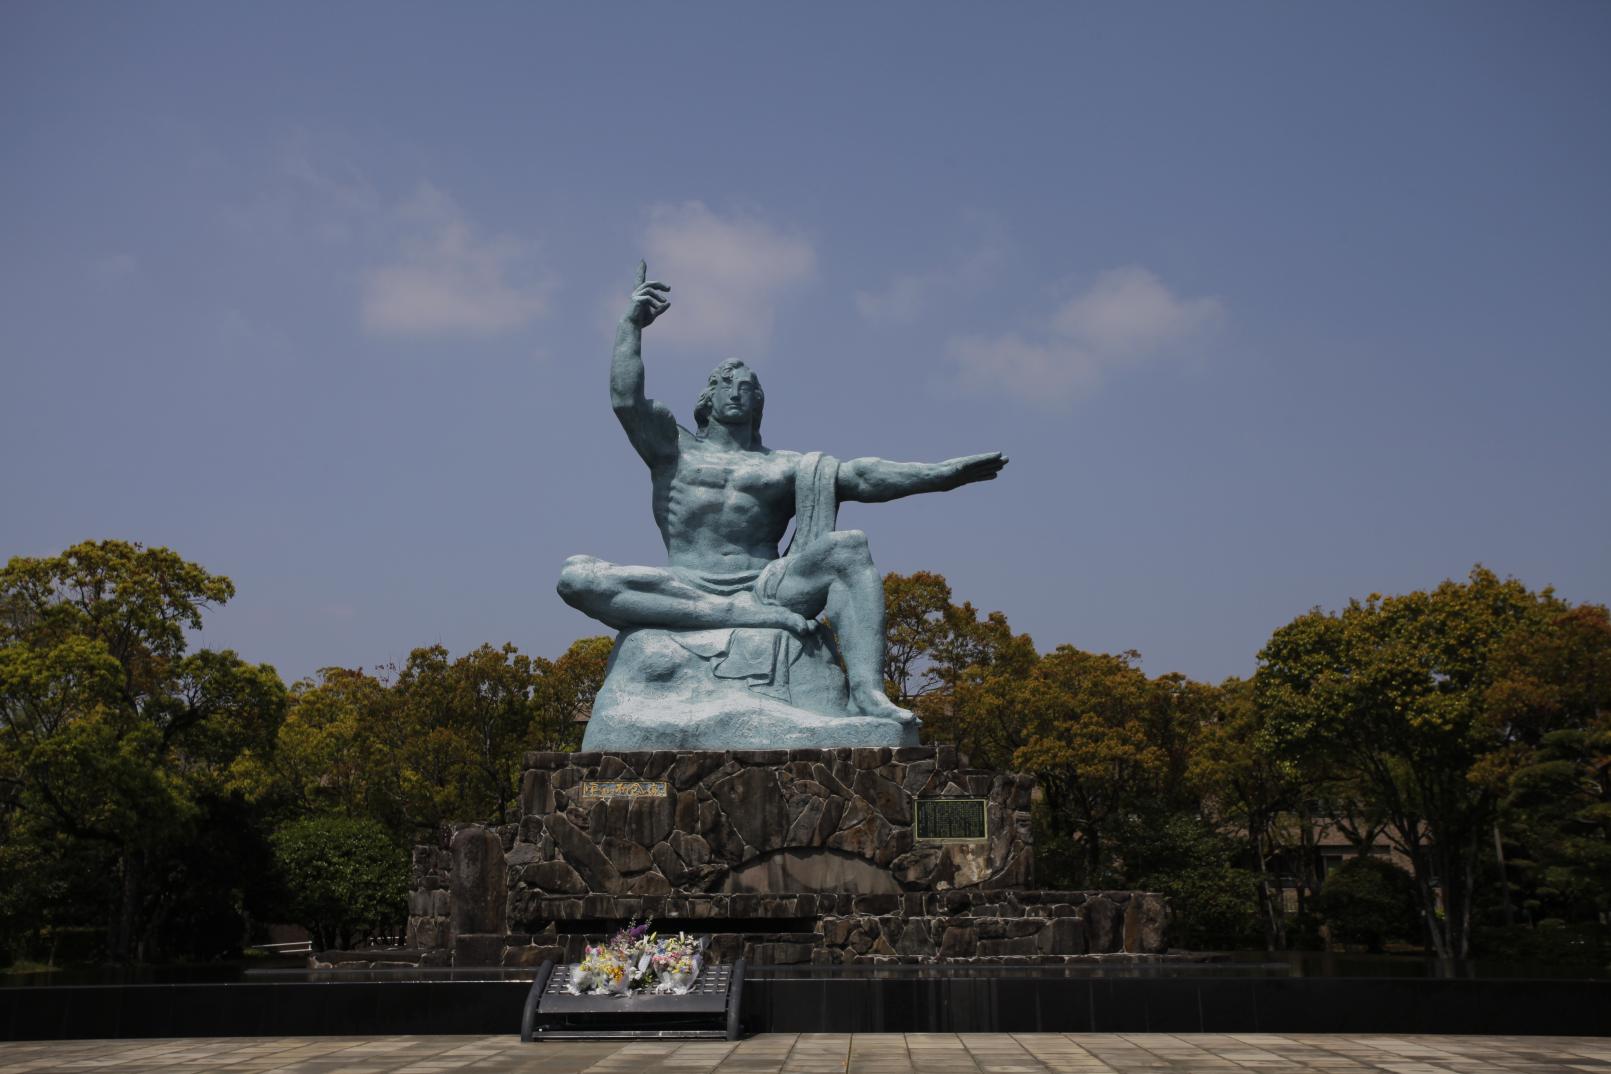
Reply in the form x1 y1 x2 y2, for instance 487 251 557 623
2 1034 1610 1074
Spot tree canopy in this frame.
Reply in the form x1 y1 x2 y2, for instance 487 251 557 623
3 542 1604 965
0 541 286 961
884 567 1610 958
1 541 609 963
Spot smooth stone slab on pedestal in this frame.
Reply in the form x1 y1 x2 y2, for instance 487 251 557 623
580 627 919 750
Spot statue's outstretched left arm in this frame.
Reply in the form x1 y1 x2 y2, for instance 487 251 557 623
837 452 1007 503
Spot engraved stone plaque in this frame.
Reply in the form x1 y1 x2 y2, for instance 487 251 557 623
578 780 669 800
914 797 988 843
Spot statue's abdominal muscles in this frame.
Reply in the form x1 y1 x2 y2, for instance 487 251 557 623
658 452 795 570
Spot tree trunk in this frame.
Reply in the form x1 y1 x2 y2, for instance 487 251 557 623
1296 801 1322 925
112 847 143 963
1448 825 1482 960
1405 838 1449 959
1492 823 1514 927
1251 820 1283 951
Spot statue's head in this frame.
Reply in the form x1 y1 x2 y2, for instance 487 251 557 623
693 359 764 442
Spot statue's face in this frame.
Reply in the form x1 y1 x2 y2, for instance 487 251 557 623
710 365 759 424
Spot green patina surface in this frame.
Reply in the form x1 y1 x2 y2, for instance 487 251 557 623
558 263 1006 751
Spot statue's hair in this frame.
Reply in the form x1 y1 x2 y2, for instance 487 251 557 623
693 359 764 444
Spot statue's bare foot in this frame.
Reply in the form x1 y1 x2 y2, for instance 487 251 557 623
729 594 818 637
849 684 915 724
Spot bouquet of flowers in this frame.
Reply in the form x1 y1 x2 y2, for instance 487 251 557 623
566 920 706 996
646 931 704 994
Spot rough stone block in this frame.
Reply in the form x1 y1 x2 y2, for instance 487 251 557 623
543 813 621 892
503 943 564 967
526 860 587 895
752 941 814 964
453 932 505 967
852 767 910 825
625 871 673 895
893 917 935 957
600 836 652 874
978 935 1040 957
1045 916 1085 955
733 749 790 765
450 827 506 936
851 893 900 915
1123 892 1169 953
1084 895 1122 953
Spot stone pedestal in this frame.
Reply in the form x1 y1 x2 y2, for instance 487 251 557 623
582 628 920 750
396 747 1169 967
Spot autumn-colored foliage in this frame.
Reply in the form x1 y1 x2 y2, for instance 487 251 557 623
883 567 1611 956
2 544 1604 964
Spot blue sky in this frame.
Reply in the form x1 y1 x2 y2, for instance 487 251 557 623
4 2 1608 686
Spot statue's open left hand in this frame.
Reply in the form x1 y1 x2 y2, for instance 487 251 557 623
627 260 671 328
941 452 1009 489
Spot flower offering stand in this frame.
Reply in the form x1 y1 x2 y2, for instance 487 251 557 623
520 957 745 1041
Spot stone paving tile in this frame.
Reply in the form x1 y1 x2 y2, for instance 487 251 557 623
6 1036 1611 1073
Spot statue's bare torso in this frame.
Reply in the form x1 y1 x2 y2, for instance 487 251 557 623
653 436 800 572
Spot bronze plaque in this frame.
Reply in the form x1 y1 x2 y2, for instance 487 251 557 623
578 780 668 800
914 797 989 843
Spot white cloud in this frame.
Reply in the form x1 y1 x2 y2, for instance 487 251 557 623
361 184 552 339
948 267 1223 407
1050 266 1221 356
224 134 553 342
855 220 1007 324
640 202 815 353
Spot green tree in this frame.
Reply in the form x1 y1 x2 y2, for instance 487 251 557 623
394 643 538 826
0 541 286 961
1189 676 1313 949
1501 725 1611 924
1255 566 1565 958
229 666 399 829
534 636 614 753
1014 646 1177 886
269 815 407 951
1129 812 1262 950
1479 604 1611 926
234 636 613 845
1315 856 1421 952
883 572 1234 898
882 571 963 708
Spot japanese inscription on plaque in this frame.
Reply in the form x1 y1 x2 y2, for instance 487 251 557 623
914 797 988 843
578 780 669 800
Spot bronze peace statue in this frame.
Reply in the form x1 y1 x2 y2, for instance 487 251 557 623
558 262 1007 749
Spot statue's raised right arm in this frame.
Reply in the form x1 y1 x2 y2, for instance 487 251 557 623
610 261 679 466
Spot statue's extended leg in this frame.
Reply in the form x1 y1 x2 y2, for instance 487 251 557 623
557 555 816 635
773 531 913 724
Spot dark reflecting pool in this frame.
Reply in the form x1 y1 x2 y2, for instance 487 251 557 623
3 948 1604 988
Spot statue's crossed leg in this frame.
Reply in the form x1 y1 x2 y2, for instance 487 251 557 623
557 555 816 635
556 529 912 724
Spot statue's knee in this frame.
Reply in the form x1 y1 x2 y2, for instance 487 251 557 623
829 529 872 568
557 555 602 604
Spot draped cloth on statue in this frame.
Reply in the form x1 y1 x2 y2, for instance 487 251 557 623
789 451 841 551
